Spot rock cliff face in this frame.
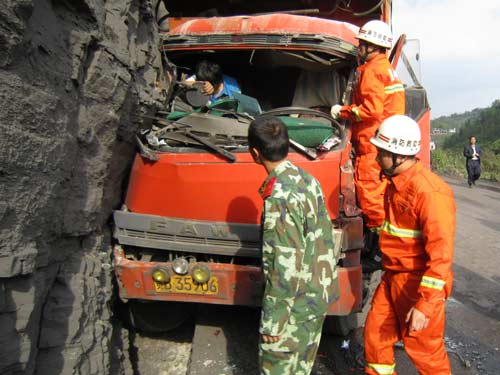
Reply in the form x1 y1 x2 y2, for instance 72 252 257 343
0 0 162 373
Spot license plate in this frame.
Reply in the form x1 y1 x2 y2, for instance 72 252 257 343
154 275 219 295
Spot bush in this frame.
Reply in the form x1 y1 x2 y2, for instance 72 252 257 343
431 149 465 177
491 139 500 155
481 149 500 180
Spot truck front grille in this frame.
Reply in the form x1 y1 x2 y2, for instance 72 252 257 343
115 227 260 258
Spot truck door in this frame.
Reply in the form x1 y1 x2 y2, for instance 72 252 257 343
390 35 431 168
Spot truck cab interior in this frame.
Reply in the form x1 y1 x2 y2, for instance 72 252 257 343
167 48 351 112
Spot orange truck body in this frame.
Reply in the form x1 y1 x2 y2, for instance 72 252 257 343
115 149 363 313
113 0 431 320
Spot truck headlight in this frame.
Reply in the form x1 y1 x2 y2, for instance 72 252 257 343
191 264 210 284
172 257 189 275
151 267 170 283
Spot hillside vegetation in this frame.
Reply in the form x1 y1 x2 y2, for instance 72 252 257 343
431 100 500 181
432 109 481 130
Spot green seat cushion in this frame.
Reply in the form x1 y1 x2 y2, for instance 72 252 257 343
279 116 333 147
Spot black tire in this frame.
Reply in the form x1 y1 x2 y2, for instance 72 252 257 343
324 315 353 337
127 300 195 333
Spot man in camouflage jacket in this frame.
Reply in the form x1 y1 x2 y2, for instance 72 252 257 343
248 116 341 375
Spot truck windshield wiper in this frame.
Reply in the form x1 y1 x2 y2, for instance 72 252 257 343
138 115 237 162
289 139 317 159
180 129 236 163
200 107 255 121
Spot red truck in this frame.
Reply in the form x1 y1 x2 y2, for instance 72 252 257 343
113 0 430 333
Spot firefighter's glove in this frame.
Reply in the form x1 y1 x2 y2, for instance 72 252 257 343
330 104 343 120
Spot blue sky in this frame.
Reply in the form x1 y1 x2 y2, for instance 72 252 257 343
392 0 500 118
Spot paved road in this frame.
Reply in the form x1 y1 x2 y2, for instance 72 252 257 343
130 175 500 375
440 176 500 375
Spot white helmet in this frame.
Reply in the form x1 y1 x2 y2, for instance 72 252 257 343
370 115 421 155
356 20 393 48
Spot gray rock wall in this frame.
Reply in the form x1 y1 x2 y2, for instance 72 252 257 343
0 0 163 373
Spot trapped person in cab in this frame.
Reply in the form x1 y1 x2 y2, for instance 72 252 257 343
248 116 340 375
330 21 405 270
365 115 456 375
186 60 241 103
463 135 482 187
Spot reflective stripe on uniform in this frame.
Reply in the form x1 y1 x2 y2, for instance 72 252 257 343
352 107 362 121
366 362 396 374
420 275 446 290
384 83 405 94
381 220 422 238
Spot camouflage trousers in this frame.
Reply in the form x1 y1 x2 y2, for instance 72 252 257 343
259 315 325 375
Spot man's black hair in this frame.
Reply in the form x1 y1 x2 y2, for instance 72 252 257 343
248 116 289 162
469 135 476 141
195 60 223 88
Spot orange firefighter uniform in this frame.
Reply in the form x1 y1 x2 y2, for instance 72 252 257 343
338 54 405 229
364 161 456 375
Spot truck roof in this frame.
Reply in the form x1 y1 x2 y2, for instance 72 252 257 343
167 13 359 45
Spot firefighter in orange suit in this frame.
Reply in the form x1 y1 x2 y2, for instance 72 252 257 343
364 115 456 375
331 20 405 235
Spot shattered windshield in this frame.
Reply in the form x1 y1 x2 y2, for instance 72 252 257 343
139 46 351 161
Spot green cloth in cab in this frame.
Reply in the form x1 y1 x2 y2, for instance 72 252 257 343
166 97 240 120
165 100 333 148
279 116 333 148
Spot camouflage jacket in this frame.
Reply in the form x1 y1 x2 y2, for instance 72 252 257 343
258 160 340 336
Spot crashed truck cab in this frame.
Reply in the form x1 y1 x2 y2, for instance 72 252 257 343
112 10 430 332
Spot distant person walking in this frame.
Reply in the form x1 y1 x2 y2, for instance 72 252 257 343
463 135 482 187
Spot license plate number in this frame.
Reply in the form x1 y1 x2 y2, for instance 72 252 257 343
154 275 219 295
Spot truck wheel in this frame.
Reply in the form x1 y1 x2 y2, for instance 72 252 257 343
323 270 382 337
128 300 195 333
354 270 383 326
324 315 353 336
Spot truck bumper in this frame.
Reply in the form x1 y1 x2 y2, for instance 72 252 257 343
113 245 362 315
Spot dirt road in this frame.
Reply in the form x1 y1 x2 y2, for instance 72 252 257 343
128 175 500 375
